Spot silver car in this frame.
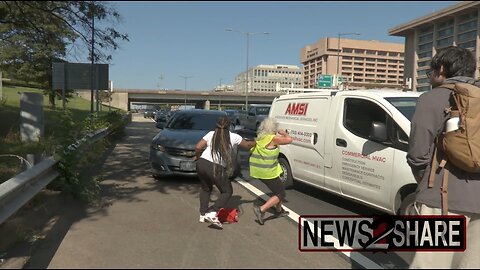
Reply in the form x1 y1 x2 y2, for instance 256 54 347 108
144 109 156 118
150 109 228 178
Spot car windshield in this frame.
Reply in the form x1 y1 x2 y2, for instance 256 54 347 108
385 97 418 121
256 107 270 115
225 110 235 116
166 113 222 130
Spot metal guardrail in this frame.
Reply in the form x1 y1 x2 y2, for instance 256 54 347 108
66 128 109 153
0 157 59 225
0 112 131 225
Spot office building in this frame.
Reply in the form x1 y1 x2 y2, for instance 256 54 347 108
300 38 405 89
234 64 303 93
389 1 480 91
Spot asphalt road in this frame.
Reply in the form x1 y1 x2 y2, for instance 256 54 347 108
44 114 353 268
12 114 416 269
236 148 413 269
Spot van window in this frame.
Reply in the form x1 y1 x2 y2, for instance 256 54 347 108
343 98 387 140
344 98 409 151
385 97 418 121
393 122 409 151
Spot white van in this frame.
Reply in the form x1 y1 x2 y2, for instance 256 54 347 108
270 89 422 215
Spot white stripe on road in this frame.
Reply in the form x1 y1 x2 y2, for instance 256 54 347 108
234 177 383 269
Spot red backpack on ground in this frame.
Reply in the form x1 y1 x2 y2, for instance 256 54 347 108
217 208 239 223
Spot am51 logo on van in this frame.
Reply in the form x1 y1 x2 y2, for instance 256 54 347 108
285 103 309 116
299 215 466 252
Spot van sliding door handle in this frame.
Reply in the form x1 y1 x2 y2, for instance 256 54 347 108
311 133 318 145
336 138 347 147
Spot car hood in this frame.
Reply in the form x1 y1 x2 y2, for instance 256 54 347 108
152 129 209 149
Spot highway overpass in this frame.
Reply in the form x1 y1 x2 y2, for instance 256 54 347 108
77 89 287 111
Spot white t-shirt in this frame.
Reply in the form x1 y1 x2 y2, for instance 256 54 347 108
200 131 243 166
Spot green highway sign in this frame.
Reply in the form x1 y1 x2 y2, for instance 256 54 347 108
337 76 347 83
317 74 347 88
317 74 333 87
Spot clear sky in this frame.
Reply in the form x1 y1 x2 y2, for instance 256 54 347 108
105 1 459 91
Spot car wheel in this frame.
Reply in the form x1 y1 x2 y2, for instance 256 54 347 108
398 193 416 215
278 157 294 189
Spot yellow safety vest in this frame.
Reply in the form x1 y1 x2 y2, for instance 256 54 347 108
249 134 283 179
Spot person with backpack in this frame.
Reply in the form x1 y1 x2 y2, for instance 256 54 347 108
407 46 480 268
194 116 255 229
250 117 293 225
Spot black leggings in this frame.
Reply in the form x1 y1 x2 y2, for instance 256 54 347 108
260 177 286 201
196 158 233 215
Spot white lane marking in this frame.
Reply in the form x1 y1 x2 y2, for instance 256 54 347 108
234 177 383 269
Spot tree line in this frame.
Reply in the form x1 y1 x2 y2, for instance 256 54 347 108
0 1 129 108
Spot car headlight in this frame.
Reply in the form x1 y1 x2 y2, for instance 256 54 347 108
151 143 166 151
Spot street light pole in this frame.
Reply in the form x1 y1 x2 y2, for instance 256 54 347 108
226 28 269 112
219 78 223 110
245 33 249 111
180 75 192 108
336 32 360 89
90 1 95 113
158 73 164 90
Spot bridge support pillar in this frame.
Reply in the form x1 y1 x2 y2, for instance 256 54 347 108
196 100 210 110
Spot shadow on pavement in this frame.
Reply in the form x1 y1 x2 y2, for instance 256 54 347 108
17 131 128 268
22 196 88 269
1 116 174 268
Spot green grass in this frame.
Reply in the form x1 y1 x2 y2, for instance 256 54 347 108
0 85 120 182
0 86 113 137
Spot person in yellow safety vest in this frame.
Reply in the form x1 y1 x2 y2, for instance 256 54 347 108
250 117 293 225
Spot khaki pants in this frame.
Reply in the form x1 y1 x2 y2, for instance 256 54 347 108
409 203 480 269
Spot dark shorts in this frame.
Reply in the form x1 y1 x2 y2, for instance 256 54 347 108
260 177 286 201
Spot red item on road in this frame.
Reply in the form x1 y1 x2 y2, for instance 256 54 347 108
217 208 239 223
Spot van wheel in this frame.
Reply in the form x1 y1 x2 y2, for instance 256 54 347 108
278 157 294 189
398 193 416 215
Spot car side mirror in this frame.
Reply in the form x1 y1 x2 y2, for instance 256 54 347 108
156 122 165 129
369 122 387 143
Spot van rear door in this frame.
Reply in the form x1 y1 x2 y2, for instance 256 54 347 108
273 96 330 187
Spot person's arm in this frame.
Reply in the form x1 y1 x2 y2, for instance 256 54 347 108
231 132 255 150
194 139 207 160
406 91 447 182
239 138 256 150
272 129 293 146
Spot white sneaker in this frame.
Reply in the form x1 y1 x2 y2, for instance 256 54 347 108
204 212 223 229
199 214 206 223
